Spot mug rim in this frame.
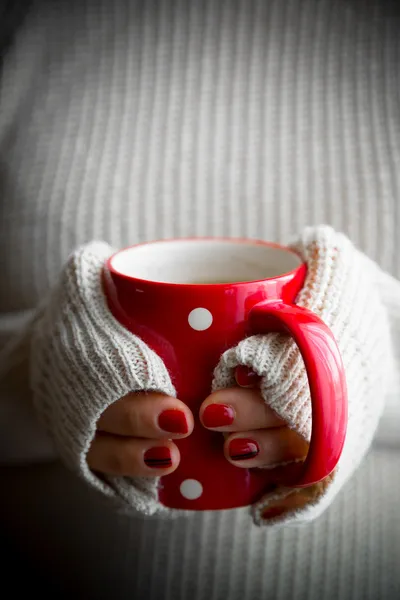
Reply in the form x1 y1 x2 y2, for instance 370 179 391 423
106 236 305 288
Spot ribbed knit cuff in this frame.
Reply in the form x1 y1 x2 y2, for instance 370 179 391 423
30 242 175 514
213 226 393 526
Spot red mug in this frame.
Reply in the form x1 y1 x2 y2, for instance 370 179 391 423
103 238 347 511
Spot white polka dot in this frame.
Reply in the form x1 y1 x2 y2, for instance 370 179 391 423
180 479 203 500
188 308 213 331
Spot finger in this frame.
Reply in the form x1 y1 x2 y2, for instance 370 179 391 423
200 388 285 432
224 427 309 469
260 492 312 521
87 434 180 477
235 365 261 388
97 392 194 439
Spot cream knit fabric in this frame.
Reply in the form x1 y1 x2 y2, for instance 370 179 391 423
29 226 393 527
213 226 393 525
30 242 175 515
1 1 400 598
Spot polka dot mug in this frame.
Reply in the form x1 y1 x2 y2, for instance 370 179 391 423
103 238 347 511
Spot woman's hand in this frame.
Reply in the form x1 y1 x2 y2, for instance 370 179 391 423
200 370 308 484
87 371 307 487
87 393 194 477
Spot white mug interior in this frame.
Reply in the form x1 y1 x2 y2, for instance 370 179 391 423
110 239 302 284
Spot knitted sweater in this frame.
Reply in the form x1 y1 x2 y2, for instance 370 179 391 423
1 1 400 599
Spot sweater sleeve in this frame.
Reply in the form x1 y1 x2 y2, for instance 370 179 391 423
0 310 57 464
0 241 176 515
213 226 398 527
372 266 400 450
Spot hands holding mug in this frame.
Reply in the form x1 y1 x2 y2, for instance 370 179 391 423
30 228 391 520
88 368 308 485
103 237 347 511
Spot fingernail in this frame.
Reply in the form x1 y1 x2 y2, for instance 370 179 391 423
158 409 188 434
235 365 261 388
202 404 235 428
144 447 172 469
229 438 260 461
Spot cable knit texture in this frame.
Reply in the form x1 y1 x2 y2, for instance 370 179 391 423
30 241 175 514
213 226 393 525
1 1 400 598
29 227 393 527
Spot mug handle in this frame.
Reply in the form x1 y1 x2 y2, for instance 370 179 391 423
249 300 348 487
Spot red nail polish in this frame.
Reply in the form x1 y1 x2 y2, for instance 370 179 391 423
202 404 235 428
229 438 259 461
144 447 172 469
235 365 261 388
158 409 188 434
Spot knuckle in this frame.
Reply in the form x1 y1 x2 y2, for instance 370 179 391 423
126 404 141 434
105 448 127 475
107 441 143 476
